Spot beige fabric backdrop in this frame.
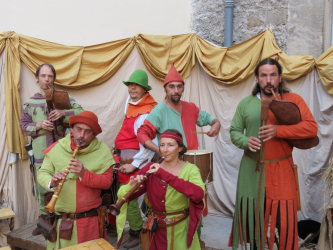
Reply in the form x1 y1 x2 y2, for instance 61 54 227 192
0 46 332 245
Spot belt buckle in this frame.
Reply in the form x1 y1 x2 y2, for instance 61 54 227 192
164 218 171 223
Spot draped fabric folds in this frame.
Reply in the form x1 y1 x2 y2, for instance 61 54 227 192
0 29 331 159
315 45 333 94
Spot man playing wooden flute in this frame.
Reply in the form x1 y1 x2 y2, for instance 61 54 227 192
20 63 83 235
109 69 158 248
37 111 115 249
229 58 318 250
137 62 221 249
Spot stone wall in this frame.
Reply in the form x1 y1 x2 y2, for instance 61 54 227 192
191 0 328 58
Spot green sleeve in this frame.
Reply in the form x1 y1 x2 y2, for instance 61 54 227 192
37 154 55 191
230 100 249 150
196 110 216 127
62 95 84 124
117 183 133 200
189 166 205 192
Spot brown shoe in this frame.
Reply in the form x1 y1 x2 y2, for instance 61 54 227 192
106 224 117 237
199 238 207 250
123 235 140 249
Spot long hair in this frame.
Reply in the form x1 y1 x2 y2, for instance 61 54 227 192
252 58 290 96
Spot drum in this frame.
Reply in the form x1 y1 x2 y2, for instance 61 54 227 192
183 150 213 183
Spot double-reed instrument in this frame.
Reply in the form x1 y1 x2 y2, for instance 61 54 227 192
109 157 164 216
45 145 80 213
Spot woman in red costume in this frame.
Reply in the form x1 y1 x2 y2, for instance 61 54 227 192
116 129 205 250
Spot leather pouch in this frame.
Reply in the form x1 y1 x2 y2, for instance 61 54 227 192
37 219 57 242
59 213 74 240
140 224 152 250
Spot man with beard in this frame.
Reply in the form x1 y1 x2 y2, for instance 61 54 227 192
137 62 220 249
229 58 318 250
20 63 83 235
37 111 114 249
137 62 220 155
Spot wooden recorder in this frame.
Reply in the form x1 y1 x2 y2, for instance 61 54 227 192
109 157 164 216
45 145 80 213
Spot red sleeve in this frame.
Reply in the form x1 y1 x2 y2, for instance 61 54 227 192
155 168 204 204
126 163 153 201
137 119 157 145
276 94 318 139
80 167 113 189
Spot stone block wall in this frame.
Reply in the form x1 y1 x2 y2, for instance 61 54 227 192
191 0 327 58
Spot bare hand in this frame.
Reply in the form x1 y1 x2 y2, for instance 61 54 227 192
129 175 146 188
248 137 261 152
41 120 54 131
49 109 65 122
146 163 160 174
50 171 68 187
118 164 137 174
207 119 221 141
67 158 85 178
259 124 277 142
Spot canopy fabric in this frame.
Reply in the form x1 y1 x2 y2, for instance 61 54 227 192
0 29 331 159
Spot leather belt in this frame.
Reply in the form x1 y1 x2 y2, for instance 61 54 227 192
244 152 292 164
56 209 98 220
152 209 189 227
32 132 53 139
152 209 189 250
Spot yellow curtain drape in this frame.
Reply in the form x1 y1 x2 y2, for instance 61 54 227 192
19 34 135 88
195 29 316 84
316 46 333 94
135 33 196 81
0 29 332 159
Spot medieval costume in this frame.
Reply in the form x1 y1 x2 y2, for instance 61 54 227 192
116 162 205 250
229 93 318 250
137 63 216 150
20 93 83 215
110 70 158 246
37 111 115 249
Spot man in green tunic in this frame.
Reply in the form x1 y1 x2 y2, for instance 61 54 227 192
20 63 84 235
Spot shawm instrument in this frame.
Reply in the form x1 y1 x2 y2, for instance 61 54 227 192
44 85 72 143
109 157 164 216
45 144 80 213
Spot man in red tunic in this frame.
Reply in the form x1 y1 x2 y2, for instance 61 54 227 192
110 69 158 248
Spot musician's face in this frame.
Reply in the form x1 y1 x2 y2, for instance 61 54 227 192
159 138 182 161
164 82 184 103
36 65 55 90
72 123 95 147
128 83 147 102
256 64 282 97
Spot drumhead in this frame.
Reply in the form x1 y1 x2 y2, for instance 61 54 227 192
184 150 213 155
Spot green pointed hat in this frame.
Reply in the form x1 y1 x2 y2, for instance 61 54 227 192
123 69 152 91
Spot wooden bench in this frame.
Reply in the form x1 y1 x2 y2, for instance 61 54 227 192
0 208 15 220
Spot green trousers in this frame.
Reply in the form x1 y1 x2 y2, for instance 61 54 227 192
119 182 143 231
35 163 48 215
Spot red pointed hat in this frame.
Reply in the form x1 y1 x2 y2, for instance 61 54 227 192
69 111 102 136
164 62 184 87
